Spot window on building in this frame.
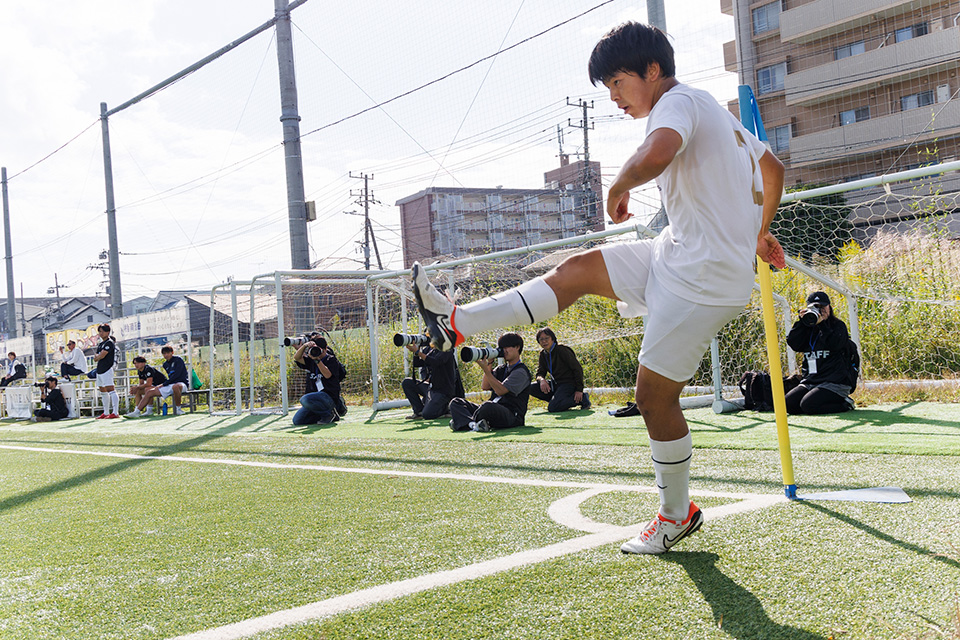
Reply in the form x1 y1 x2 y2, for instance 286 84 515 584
770 124 791 153
757 62 786 95
87 315 94 322
895 22 928 43
840 106 870 126
752 2 780 35
901 89 935 111
835 40 865 60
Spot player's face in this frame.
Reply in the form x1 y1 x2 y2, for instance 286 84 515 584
134 361 145 371
604 68 659 119
162 351 173 361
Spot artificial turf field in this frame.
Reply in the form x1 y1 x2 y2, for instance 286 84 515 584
1 400 958 639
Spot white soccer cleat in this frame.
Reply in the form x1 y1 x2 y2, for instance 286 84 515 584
173 406 185 416
411 262 463 352
143 406 153 416
620 502 703 555
126 409 141 418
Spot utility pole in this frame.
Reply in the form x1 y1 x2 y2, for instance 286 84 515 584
1 167 16 337
100 103 123 319
647 0 666 32
349 173 382 270
275 0 310 270
566 98 596 226
47 274 65 322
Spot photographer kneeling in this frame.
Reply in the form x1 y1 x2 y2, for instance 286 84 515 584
293 335 346 426
34 376 68 422
785 291 857 415
528 327 590 412
449 332 530 433
400 330 464 420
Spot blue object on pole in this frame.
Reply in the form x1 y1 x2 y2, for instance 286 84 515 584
737 85 769 141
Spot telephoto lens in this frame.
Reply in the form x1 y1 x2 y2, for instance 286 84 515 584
306 345 323 358
460 346 503 362
799 303 822 327
283 336 307 347
393 333 429 347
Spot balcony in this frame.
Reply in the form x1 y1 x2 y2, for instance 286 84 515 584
788 98 960 167
780 0 942 43
784 27 959 106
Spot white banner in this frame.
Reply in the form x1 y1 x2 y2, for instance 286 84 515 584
113 307 190 342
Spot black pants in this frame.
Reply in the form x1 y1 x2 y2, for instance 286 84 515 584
448 398 520 431
785 384 852 415
401 377 451 420
35 408 68 421
61 363 85 378
528 380 579 412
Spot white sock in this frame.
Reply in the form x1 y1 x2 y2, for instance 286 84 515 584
455 278 559 338
649 432 693 522
108 391 120 415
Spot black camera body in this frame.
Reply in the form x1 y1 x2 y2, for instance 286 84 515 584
799 303 823 327
460 345 504 363
394 333 430 348
33 381 47 388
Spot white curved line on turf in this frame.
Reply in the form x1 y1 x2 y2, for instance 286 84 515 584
548 487 622 533
0 444 787 640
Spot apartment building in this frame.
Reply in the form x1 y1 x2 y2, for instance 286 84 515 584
722 0 960 192
396 159 602 268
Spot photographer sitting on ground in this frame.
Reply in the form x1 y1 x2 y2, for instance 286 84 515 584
293 334 346 426
448 332 531 433
400 329 464 420
59 340 88 381
34 376 68 422
528 327 590 412
785 291 857 415
0 352 26 387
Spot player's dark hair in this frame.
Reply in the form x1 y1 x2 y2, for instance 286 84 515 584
7 352 14 358
588 22 675 86
45 376 58 385
133 356 147 364
98 323 111 333
313 336 328 350
161 346 173 354
497 332 524 355
535 327 557 344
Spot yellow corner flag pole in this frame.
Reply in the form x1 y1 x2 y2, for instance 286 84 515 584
756 257 797 499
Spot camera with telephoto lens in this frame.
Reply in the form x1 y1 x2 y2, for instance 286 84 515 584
799 303 823 327
460 345 504 363
33 382 47 388
283 334 323 358
393 333 430 348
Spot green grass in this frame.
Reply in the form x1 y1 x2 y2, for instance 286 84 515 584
0 400 958 639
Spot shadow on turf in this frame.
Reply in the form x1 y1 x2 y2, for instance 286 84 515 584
798 501 960 570
0 417 262 514
703 404 960 437
662 552 828 639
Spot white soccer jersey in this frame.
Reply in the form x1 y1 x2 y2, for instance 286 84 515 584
645 83 768 306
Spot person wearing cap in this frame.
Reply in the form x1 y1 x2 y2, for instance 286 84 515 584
400 328 464 420
785 291 857 414
58 340 88 381
448 332 531 432
34 376 69 422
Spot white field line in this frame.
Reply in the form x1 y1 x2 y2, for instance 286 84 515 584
0 444 787 640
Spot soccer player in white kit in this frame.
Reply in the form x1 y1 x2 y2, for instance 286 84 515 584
412 22 786 553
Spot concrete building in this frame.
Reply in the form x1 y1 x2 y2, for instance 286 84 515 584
396 159 602 268
722 0 960 237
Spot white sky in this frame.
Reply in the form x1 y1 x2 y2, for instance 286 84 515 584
0 0 737 301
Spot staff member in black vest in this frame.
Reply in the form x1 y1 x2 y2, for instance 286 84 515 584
785 291 856 414
34 376 69 422
449 332 531 433
528 327 591 412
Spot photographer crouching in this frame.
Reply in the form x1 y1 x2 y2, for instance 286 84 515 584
292 333 347 426
448 332 530 433
34 376 68 422
785 291 857 415
397 329 464 420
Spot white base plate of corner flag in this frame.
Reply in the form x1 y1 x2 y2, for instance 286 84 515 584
797 486 911 503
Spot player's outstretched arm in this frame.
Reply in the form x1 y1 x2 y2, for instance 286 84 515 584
757 150 786 269
606 128 682 224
